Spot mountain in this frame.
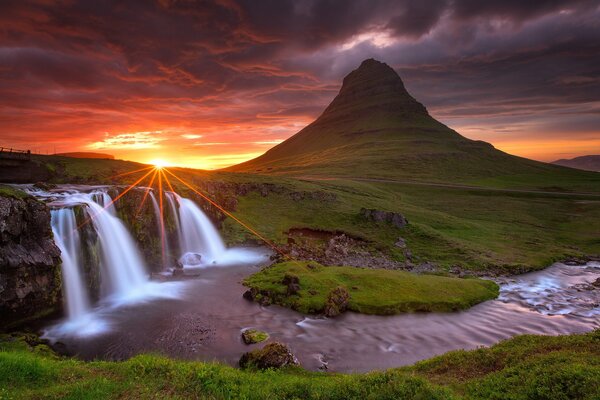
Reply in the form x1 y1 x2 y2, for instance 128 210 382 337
552 155 600 172
226 59 599 189
55 152 114 159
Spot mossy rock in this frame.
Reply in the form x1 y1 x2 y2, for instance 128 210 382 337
239 342 299 370
241 329 269 345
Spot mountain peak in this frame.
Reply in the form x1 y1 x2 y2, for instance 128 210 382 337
319 58 428 123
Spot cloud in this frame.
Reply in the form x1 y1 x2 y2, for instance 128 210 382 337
0 0 599 166
88 131 166 150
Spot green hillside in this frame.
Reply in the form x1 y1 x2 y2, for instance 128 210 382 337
226 59 600 193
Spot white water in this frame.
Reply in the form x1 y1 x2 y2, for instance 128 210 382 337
84 199 148 299
33 187 186 338
166 192 226 265
51 208 90 319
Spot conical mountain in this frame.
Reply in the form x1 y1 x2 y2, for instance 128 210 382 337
226 59 590 184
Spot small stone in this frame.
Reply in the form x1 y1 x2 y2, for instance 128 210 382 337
241 329 269 344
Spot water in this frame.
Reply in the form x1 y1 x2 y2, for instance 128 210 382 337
50 208 90 319
166 192 226 265
24 184 600 371
51 261 599 372
27 185 237 339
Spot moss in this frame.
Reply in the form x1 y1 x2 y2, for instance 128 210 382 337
244 261 499 315
0 185 28 199
241 329 269 344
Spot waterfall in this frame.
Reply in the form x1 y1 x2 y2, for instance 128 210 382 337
82 197 147 298
51 208 90 319
166 192 226 264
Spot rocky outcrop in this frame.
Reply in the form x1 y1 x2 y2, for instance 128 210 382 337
239 342 299 369
0 190 62 328
284 229 408 270
323 286 350 317
360 208 408 228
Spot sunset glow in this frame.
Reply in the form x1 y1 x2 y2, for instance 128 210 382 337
1 1 599 168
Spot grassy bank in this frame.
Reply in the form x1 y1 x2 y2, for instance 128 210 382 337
12 155 600 273
1 331 598 399
243 262 499 315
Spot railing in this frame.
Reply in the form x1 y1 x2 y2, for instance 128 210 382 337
0 147 31 161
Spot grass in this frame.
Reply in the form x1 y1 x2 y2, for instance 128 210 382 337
14 155 600 272
0 185 28 199
243 261 499 314
1 331 598 399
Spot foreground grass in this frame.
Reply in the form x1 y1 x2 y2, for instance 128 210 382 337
243 262 499 314
1 331 598 399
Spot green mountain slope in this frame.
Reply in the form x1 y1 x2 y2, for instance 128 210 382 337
226 59 600 192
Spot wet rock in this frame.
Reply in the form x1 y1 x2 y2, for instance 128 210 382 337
243 288 272 306
241 329 269 344
0 192 62 327
239 342 299 369
360 208 408 228
33 182 56 191
323 286 350 317
180 252 202 266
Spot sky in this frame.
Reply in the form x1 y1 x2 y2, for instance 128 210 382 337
0 0 599 169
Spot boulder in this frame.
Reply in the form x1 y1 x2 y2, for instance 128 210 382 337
239 342 299 369
241 329 269 344
360 208 408 228
0 192 62 327
180 252 202 267
281 274 300 295
323 286 350 317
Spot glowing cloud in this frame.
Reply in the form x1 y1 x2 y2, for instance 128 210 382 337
88 131 166 150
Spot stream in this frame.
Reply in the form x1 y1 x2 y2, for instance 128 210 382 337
47 258 599 372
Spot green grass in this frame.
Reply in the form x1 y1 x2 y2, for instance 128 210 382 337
243 261 499 314
0 185 28 199
17 155 600 273
1 331 598 399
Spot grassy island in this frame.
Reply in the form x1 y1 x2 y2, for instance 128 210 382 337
243 262 499 315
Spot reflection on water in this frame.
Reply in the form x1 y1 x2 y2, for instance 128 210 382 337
48 261 599 372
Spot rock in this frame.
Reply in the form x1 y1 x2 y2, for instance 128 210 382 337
395 237 406 248
241 329 269 344
360 208 408 228
282 274 301 295
243 288 272 306
179 252 202 266
323 286 350 317
0 192 62 327
239 342 299 369
33 182 56 191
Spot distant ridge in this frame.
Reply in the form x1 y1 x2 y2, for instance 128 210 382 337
55 152 114 159
552 155 600 172
225 58 580 184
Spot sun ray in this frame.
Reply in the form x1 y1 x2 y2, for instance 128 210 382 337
76 168 155 231
163 167 294 261
106 165 154 180
158 168 167 267
136 169 159 216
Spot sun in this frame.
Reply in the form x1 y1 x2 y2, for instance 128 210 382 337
150 159 169 169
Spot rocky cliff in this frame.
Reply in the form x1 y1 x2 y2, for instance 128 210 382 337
0 188 62 328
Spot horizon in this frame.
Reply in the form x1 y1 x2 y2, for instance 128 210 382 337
1 1 600 169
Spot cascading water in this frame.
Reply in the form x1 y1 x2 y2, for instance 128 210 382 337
51 208 90 319
166 192 226 265
83 198 147 299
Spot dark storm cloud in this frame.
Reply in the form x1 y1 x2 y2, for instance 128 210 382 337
0 0 599 164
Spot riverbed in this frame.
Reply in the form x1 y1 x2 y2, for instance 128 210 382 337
45 256 600 372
